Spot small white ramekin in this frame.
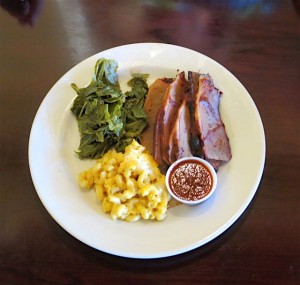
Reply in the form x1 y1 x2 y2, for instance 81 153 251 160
165 157 218 205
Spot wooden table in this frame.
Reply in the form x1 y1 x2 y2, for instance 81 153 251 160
1 1 299 284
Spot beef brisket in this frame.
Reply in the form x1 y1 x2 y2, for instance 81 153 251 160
194 74 232 164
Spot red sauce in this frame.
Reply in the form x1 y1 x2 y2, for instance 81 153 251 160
168 159 213 201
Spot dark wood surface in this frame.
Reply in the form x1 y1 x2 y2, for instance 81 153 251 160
1 1 299 284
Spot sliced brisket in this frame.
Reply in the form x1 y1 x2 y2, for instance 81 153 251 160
168 98 192 163
153 72 187 166
194 74 232 164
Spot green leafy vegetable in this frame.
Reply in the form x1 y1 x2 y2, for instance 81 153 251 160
71 58 149 159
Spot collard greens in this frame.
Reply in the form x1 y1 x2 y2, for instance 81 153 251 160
71 58 149 159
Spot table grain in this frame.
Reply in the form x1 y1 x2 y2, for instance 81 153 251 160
1 1 299 284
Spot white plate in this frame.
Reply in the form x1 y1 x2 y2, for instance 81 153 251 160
29 43 265 259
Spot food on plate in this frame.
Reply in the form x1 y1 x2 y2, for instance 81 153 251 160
71 58 149 159
73 57 231 221
146 71 231 172
78 140 170 222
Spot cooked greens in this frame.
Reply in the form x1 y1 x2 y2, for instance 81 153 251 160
71 58 149 159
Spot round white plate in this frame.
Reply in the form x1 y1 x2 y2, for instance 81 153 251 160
29 43 265 259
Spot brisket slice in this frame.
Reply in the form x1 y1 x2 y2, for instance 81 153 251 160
153 72 187 167
142 78 172 155
194 74 232 166
168 98 192 163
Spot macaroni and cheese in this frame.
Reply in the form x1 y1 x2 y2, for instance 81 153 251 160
78 140 170 222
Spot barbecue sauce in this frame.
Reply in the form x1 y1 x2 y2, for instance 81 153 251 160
168 159 213 201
